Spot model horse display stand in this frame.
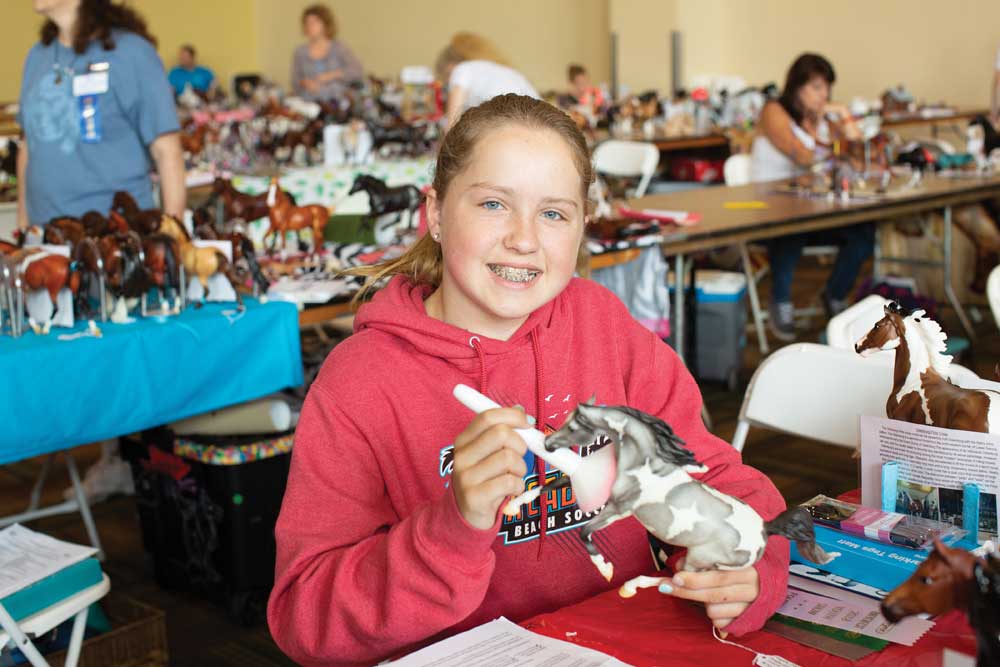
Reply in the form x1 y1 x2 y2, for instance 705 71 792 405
454 385 837 598
855 301 999 433
264 177 331 254
882 540 999 666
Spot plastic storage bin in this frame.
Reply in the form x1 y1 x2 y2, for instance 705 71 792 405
121 427 293 625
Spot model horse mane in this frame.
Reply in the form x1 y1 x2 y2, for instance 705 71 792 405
905 309 953 375
577 404 700 468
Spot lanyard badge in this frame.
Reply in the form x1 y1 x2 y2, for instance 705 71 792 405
73 69 109 144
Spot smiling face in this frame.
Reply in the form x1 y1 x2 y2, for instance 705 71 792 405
424 123 586 341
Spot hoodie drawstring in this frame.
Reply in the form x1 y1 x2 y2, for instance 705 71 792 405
531 331 547 560
469 336 487 394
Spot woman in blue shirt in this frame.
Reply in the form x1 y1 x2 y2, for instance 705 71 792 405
17 0 185 228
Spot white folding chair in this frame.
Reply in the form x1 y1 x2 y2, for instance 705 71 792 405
0 575 110 667
731 343 889 452
825 294 983 387
988 265 1000 332
592 140 660 198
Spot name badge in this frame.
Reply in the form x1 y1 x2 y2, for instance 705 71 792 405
78 95 102 143
73 71 109 97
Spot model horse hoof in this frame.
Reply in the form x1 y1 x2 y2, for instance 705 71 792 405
28 318 41 335
590 554 614 582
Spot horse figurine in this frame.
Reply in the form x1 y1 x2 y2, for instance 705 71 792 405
111 191 162 235
14 249 80 334
158 215 244 309
191 215 270 296
505 401 838 596
855 302 1000 433
210 177 282 223
348 174 423 239
264 177 331 254
882 540 999 666
44 216 88 247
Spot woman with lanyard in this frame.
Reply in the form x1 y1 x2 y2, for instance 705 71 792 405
750 53 871 342
16 0 185 230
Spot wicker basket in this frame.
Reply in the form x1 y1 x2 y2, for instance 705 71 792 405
45 594 168 667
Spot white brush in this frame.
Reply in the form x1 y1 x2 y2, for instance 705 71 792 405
453 384 616 512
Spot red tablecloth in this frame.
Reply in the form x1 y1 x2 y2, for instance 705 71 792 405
522 587 977 666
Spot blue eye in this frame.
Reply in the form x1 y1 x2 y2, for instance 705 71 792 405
542 210 565 221
482 200 502 210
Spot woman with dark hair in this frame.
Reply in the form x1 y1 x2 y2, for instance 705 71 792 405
16 0 184 228
291 4 363 102
750 53 871 341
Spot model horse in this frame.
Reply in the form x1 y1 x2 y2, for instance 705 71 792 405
17 250 80 334
141 231 182 314
264 178 331 254
882 540 999 666
191 214 270 295
111 191 162 235
855 302 1000 433
348 174 423 236
210 177 282 223
505 402 837 595
158 215 244 309
45 217 88 247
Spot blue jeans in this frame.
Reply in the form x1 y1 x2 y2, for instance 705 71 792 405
767 223 875 303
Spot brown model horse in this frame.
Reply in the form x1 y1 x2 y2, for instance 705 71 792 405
158 215 244 309
45 216 88 247
210 177 277 222
111 191 162 235
264 177 331 253
882 540 999 666
14 250 80 334
855 302 1000 433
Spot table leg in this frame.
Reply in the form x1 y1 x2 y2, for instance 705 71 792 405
942 206 976 341
674 254 685 363
739 243 769 354
66 454 104 560
27 455 54 513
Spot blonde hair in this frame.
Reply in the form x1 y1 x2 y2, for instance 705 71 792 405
434 32 510 80
301 4 336 39
349 94 593 303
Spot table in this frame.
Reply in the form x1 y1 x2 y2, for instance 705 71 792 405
881 108 987 131
620 172 1000 361
0 298 302 462
522 586 977 666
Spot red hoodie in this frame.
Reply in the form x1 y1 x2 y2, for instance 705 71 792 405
268 276 789 666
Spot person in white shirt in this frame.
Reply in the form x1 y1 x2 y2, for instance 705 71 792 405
435 32 538 128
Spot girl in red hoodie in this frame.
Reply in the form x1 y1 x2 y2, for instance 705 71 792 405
268 94 789 666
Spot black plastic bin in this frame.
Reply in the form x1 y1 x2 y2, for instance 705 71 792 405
121 427 293 625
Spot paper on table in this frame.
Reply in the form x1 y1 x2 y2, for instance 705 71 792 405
0 524 98 599
859 416 1000 537
386 617 632 666
776 588 933 646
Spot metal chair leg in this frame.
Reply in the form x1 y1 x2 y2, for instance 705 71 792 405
942 206 976 341
65 454 103 560
0 602 50 667
27 455 55 512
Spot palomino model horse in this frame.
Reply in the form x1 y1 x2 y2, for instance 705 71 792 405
158 215 244 309
855 302 1000 433
882 540 999 666
111 191 162 235
505 401 837 596
264 177 331 254
348 174 423 239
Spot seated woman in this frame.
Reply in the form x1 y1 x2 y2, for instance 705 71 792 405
291 4 363 102
435 32 538 129
751 53 873 341
167 44 216 98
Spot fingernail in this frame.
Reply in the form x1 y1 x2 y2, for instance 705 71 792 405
658 583 673 594
673 575 684 587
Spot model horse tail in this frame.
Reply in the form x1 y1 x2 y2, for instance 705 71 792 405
163 239 180 289
240 237 270 293
765 507 839 565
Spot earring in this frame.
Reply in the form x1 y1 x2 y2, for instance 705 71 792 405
432 232 440 241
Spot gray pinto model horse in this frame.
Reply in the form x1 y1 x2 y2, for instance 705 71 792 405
506 402 839 597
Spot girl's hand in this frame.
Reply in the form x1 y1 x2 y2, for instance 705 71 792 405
660 558 760 630
451 408 529 530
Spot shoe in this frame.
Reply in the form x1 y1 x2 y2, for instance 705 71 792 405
822 293 849 318
767 300 795 342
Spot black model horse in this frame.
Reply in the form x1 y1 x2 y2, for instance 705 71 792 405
368 122 432 157
348 174 423 237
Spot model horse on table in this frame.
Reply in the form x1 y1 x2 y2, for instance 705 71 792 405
264 177 331 254
44 217 88 248
14 250 80 334
882 540 999 666
191 214 270 296
505 401 838 596
348 174 423 238
141 230 182 314
158 215 244 309
855 301 1000 433
210 177 287 223
111 191 162 235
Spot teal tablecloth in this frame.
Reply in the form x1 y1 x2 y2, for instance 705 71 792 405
0 299 303 464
